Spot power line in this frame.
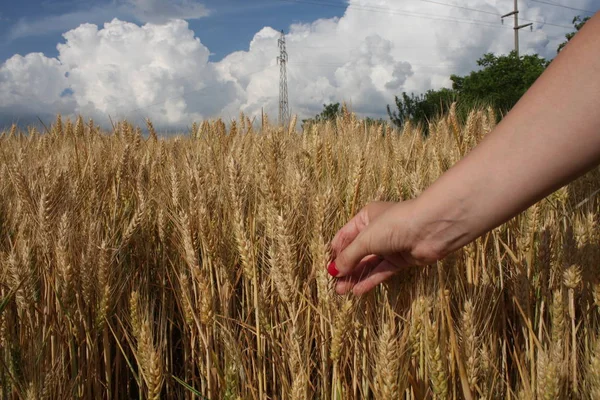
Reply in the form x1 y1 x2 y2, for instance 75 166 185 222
279 0 573 29
291 0 500 17
501 1 533 56
277 0 513 30
413 0 573 27
531 0 597 15
409 0 498 16
289 61 460 69
288 44 491 50
419 0 574 29
300 0 509 27
519 16 577 29
388 0 585 27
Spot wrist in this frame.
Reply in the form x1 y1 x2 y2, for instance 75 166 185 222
408 191 474 262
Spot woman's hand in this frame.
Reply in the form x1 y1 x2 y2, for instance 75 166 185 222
328 200 444 296
329 14 600 296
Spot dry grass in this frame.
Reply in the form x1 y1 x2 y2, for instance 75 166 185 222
1 106 600 399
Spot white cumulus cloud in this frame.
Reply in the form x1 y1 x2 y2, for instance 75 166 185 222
57 19 229 125
1 18 236 126
214 0 579 119
0 53 74 122
0 0 597 127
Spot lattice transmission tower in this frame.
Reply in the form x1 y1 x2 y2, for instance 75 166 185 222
277 30 290 126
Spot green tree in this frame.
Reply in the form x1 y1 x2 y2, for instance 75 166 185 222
315 103 341 122
387 88 457 130
387 92 417 128
450 51 548 113
365 117 387 126
302 103 341 128
558 16 590 53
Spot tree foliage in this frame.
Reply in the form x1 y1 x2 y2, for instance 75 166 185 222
387 51 548 130
387 88 456 130
302 103 341 128
314 103 341 122
557 16 590 54
450 51 548 113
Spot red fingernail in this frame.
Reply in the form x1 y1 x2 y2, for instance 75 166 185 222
327 261 339 277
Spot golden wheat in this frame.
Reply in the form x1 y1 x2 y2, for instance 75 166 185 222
1 107 600 399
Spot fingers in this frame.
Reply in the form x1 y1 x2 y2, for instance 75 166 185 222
334 255 382 294
351 259 407 296
335 258 412 296
327 200 419 295
331 220 394 278
330 202 394 259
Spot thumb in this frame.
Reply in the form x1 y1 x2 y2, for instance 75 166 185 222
329 220 393 278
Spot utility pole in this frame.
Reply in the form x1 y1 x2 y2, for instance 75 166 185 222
277 30 290 127
501 0 533 56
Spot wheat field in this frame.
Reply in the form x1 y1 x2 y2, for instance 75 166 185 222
1 106 600 399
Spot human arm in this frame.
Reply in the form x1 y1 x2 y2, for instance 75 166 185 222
330 13 600 295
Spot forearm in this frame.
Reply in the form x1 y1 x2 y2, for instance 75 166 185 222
413 13 600 258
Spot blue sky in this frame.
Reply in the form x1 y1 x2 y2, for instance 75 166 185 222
0 0 597 128
0 1 341 62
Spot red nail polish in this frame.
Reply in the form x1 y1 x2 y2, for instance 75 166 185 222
327 261 339 277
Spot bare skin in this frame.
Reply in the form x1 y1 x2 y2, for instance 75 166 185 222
329 12 600 296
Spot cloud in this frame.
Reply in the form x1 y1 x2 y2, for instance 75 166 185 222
0 52 75 123
0 0 597 127
7 6 120 41
56 19 234 126
215 0 573 119
125 0 210 23
6 0 209 40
